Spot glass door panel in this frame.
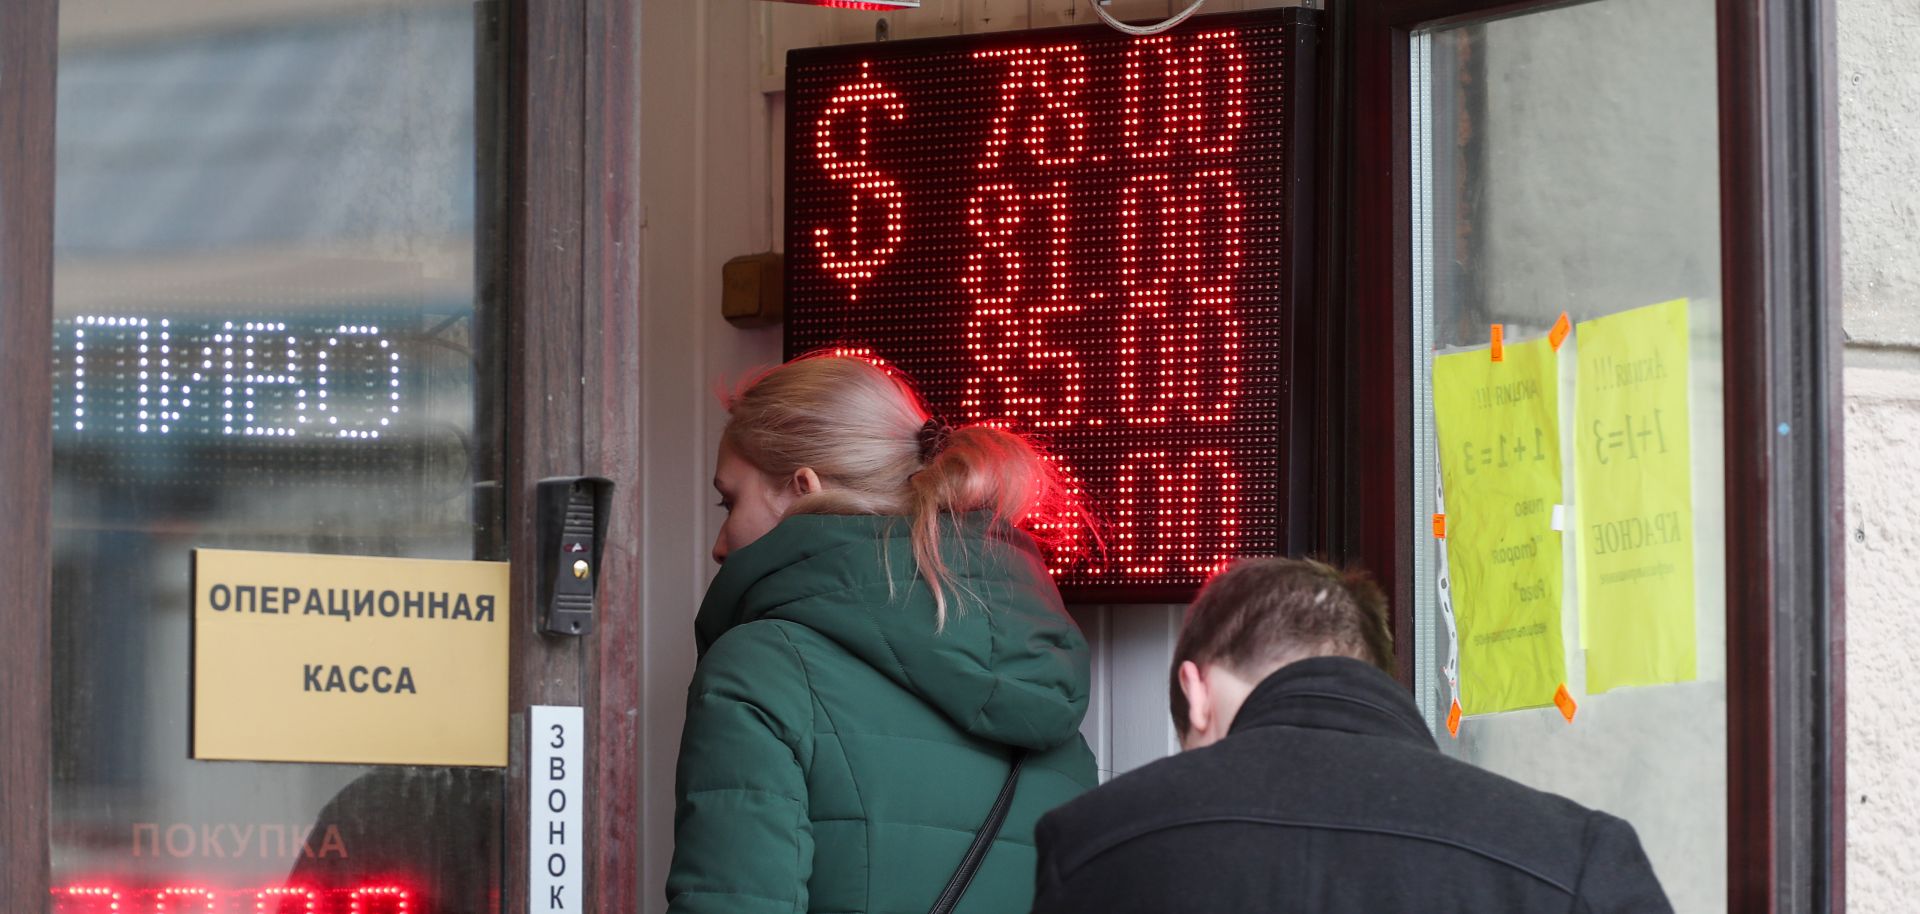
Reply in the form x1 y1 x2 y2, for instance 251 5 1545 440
1410 0 1727 909
49 3 502 912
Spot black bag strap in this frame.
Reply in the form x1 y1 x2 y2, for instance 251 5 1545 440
928 749 1029 914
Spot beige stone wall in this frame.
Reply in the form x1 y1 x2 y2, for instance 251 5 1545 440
1841 366 1920 910
1839 0 1920 908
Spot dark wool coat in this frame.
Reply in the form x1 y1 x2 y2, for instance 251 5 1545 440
668 513 1098 914
1032 657 1675 914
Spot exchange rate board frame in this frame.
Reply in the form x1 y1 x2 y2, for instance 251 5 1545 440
783 10 1321 603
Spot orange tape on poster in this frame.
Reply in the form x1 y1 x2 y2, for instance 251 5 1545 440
1553 683 1578 723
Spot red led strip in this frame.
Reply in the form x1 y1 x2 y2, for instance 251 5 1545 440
787 13 1307 598
53 884 409 914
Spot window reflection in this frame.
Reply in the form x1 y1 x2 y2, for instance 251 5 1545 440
51 3 502 911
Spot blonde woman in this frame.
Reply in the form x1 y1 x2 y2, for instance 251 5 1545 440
666 354 1098 914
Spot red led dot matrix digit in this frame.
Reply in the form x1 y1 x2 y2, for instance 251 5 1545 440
52 886 123 914
155 887 217 914
348 886 410 914
256 886 319 914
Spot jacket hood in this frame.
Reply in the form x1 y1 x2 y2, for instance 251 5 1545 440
695 512 1089 751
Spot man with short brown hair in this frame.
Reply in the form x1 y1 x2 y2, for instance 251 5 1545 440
1031 557 1673 914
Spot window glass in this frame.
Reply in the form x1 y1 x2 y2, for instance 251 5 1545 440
49 3 503 912
1411 0 1727 909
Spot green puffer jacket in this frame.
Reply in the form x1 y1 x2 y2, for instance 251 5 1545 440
667 512 1099 914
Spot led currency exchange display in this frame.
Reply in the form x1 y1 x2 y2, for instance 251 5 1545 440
785 11 1316 598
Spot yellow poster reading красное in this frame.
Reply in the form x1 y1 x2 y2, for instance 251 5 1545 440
1574 299 1698 693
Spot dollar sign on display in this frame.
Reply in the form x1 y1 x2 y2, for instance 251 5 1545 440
813 62 906 301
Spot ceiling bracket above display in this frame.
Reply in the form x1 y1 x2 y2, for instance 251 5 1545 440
763 0 920 10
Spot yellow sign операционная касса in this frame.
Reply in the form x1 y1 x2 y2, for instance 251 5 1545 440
192 548 509 766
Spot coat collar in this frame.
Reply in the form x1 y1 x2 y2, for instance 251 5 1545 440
1228 656 1437 750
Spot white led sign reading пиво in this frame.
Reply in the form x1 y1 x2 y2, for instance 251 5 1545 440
785 11 1317 600
54 316 402 440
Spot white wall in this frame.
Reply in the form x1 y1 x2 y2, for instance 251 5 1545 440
1838 0 1920 909
1841 367 1920 910
639 5 779 911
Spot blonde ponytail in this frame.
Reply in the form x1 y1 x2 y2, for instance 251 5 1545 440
722 353 1088 626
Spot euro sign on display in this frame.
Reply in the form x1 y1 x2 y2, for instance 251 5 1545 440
785 10 1319 601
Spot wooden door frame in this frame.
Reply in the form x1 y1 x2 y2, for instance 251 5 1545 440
0 0 58 908
502 0 644 912
1336 0 1844 911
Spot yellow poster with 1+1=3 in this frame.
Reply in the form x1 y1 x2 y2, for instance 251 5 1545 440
1575 298 1697 693
1433 334 1565 715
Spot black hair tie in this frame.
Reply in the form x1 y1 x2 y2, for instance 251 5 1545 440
918 417 954 462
